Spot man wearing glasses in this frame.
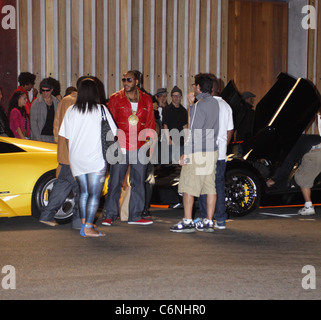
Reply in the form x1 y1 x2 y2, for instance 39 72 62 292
162 86 188 163
102 70 156 226
30 78 58 143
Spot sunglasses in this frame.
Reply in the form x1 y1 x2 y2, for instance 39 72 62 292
122 78 134 83
42 88 52 92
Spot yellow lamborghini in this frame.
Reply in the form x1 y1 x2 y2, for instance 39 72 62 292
0 137 74 221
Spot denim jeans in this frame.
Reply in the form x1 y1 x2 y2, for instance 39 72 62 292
199 160 227 222
39 164 81 228
103 149 148 222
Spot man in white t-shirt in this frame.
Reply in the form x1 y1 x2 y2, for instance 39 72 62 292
196 75 234 230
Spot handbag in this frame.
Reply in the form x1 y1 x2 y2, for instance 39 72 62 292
101 105 124 164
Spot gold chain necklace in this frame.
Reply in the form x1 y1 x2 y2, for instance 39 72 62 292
126 89 140 126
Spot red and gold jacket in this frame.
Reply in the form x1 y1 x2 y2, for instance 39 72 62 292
107 88 156 151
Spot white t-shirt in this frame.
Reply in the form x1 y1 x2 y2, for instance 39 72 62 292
214 96 234 161
59 104 117 177
131 102 138 113
318 113 321 136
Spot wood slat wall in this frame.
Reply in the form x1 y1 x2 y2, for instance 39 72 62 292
16 0 227 105
14 0 321 113
227 0 289 103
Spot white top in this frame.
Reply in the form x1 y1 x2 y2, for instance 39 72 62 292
158 107 163 122
131 102 138 113
59 104 117 177
318 113 321 136
214 96 234 161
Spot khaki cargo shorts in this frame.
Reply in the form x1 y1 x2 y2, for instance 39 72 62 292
178 151 218 197
295 148 321 188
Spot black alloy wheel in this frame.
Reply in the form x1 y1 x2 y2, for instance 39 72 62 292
225 168 261 217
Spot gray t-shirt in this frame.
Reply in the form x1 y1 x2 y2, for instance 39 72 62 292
185 92 220 154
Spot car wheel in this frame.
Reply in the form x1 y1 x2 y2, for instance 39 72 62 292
225 168 261 217
31 170 75 223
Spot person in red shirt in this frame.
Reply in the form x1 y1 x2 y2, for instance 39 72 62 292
102 70 156 226
13 72 37 116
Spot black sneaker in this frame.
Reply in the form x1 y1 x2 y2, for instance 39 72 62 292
141 210 152 220
170 219 196 233
195 218 214 233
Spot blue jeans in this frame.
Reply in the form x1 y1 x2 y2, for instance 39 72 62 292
76 166 107 225
199 160 227 222
40 164 81 229
103 149 148 222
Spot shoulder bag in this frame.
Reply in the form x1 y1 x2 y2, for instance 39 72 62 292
101 105 124 164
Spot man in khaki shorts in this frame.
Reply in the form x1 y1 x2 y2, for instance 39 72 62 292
170 73 220 233
295 144 321 215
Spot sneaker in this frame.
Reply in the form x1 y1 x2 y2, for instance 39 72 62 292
195 218 214 233
298 206 315 216
102 218 113 226
193 217 203 230
141 210 152 220
214 221 226 230
128 219 153 225
170 219 196 233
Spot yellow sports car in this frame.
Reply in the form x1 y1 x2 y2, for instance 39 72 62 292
0 137 74 221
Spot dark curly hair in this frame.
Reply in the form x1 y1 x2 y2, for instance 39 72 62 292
18 72 36 87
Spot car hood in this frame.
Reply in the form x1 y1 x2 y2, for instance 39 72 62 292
222 73 321 166
0 137 57 153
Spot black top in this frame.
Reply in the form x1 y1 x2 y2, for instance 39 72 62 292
162 103 188 146
41 103 55 136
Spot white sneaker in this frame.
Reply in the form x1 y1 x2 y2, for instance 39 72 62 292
298 206 315 216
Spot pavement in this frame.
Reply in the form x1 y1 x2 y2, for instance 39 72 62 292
0 206 320 301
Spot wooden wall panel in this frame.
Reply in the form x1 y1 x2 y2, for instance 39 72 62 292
0 0 17 111
95 0 105 82
120 0 128 77
71 0 79 87
228 0 288 104
317 0 321 94
154 0 164 91
143 0 151 93
83 0 92 76
13 0 319 116
209 0 218 80
45 0 55 77
15 0 229 101
306 0 321 134
131 0 141 72
108 0 116 95
18 0 28 73
58 0 67 92
32 0 41 88
177 0 186 94
166 0 174 93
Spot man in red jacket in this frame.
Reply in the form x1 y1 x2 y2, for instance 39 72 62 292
102 70 156 226
13 72 37 116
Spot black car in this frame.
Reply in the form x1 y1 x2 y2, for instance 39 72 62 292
152 73 321 217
